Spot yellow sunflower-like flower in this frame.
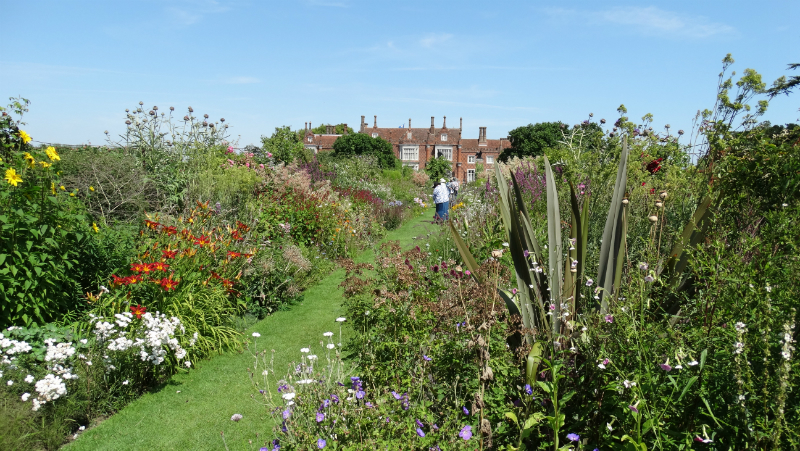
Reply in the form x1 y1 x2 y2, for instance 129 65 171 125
89 186 95 192
51 182 56 195
23 152 36 168
69 192 76 197
60 185 65 190
40 161 51 168
18 130 32 144
45 146 61 162
92 223 99 233
5 168 23 186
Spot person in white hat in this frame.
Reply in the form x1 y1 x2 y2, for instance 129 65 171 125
433 178 450 221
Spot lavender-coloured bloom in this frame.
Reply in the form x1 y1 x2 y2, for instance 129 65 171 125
322 399 330 408
462 406 469 415
317 438 326 449
417 428 426 437
316 412 325 422
430 446 441 451
523 249 530 258
524 384 532 395
282 409 291 420
366 401 373 408
356 390 365 399
416 419 424 428
423 355 432 361
629 404 639 413
350 376 360 382
331 394 340 403
281 421 287 432
432 423 439 431
459 425 473 440
567 433 580 442
391 391 402 400
605 315 614 323
660 363 672 372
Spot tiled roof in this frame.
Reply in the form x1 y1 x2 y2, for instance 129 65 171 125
364 127 462 144
306 134 340 148
460 139 511 152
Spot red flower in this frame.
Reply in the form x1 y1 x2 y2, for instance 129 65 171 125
221 278 234 289
130 263 147 273
157 276 180 291
162 226 178 236
227 251 242 258
194 235 210 246
152 262 170 272
210 271 222 280
236 221 250 232
231 230 244 241
130 305 147 319
646 157 663 174
162 250 178 259
144 220 161 230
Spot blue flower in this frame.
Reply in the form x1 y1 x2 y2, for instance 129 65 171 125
282 409 291 420
391 391 401 400
423 355 432 361
416 428 426 437
524 384 532 395
462 406 469 415
317 438 326 449
567 433 580 442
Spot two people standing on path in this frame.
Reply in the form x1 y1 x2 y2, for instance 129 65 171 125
433 178 451 222
448 177 459 201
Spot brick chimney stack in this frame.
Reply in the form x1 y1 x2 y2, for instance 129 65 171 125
374 115 377 128
361 115 365 132
305 122 308 131
408 118 411 129
479 126 487 145
326 125 333 134
430 116 435 133
443 116 447 129
460 117 462 131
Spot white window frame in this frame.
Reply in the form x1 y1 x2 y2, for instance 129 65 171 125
436 146 453 161
467 169 476 182
441 134 447 141
467 155 476 164
307 136 313 143
486 155 495 164
372 132 378 138
401 145 419 161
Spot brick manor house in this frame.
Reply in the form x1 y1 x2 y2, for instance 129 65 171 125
302 116 511 182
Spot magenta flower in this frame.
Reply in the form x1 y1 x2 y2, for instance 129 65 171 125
465 270 471 276
605 315 614 323
512 288 518 295
660 363 672 372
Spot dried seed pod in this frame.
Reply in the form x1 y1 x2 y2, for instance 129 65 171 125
655 201 663 208
183 115 189 121
204 114 209 119
622 198 629 204
170 106 174 111
188 106 193 112
138 101 143 105
648 215 658 223
660 191 667 199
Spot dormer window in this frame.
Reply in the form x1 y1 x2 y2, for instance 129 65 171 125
441 134 447 141
372 133 378 138
307 136 312 143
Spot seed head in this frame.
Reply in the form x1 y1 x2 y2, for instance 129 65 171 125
678 129 685 135
139 101 143 105
659 191 667 200
600 118 606 124
184 116 190 121
125 120 132 125
648 215 658 223
655 201 663 208
153 106 158 111
220 118 225 122
188 106 194 112
204 114 209 119
149 110 155 116
170 106 174 111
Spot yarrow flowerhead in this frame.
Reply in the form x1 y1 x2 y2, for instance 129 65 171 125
231 413 243 422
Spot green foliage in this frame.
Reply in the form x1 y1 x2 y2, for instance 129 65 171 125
261 126 305 165
500 121 566 162
308 123 353 135
331 132 399 169
424 156 452 181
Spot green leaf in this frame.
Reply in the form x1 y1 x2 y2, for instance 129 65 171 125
536 380 552 393
699 349 708 371
505 412 519 425
542 155 563 335
523 412 545 430
448 219 482 283
677 376 698 402
526 342 543 386
597 137 629 313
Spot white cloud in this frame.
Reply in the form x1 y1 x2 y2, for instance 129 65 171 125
419 33 453 48
547 6 735 38
223 76 260 84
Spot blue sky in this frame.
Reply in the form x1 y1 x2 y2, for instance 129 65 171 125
2 0 797 146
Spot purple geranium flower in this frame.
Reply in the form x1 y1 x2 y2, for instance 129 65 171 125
660 363 672 372
462 406 469 415
459 425 473 440
417 428 426 437
317 438 326 449
391 391 402 400
605 314 614 323
416 419 424 428
282 409 291 420
567 433 580 442
316 412 325 422
423 355 432 361
330 394 340 403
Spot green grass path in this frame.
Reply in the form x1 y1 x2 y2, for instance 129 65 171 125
65 208 436 451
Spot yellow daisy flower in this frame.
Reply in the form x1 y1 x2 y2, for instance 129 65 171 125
69 192 75 197
60 185 66 190
45 146 61 162
23 152 36 168
40 161 51 168
5 168 23 186
89 186 95 192
51 182 56 195
18 130 32 144
92 223 99 233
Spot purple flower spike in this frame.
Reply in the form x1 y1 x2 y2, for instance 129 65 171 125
459 425 473 440
317 438 326 449
417 428 426 437
567 433 580 442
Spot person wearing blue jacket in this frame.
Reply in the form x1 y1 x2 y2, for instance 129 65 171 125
433 178 450 221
